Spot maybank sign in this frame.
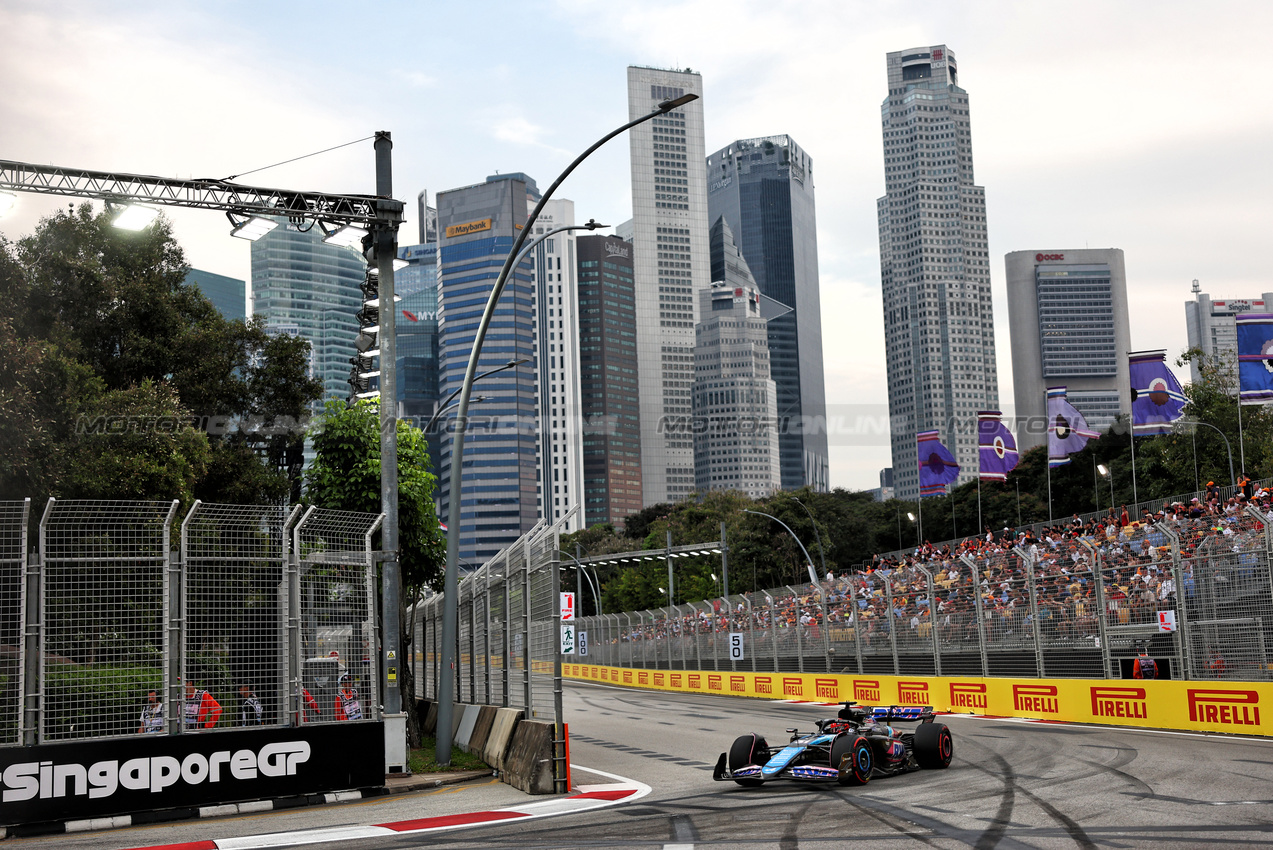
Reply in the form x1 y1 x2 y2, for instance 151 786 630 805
445 218 492 238
563 664 1273 737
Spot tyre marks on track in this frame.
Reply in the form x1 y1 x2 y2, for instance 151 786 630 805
965 738 1096 849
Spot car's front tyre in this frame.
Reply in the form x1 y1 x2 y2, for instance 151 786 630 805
728 733 770 787
832 734 873 786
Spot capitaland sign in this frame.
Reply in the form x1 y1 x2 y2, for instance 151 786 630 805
0 723 382 826
604 241 630 258
444 218 492 238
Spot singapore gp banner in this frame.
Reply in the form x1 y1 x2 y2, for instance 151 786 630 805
0 722 383 826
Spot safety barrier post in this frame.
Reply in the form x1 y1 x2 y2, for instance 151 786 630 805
1077 538 1112 678
960 554 990 676
882 573 900 675
915 564 940 676
1014 546 1045 678
1157 522 1189 680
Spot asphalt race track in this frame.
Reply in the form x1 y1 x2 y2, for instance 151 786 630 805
27 679 1273 849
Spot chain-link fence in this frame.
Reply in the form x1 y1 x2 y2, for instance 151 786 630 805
416 512 573 723
11 499 381 745
0 499 29 746
576 502 1273 684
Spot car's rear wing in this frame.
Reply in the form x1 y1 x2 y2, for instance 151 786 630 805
871 705 936 723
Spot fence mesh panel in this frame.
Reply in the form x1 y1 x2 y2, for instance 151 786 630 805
39 500 176 741
0 500 29 746
294 507 382 726
181 502 293 731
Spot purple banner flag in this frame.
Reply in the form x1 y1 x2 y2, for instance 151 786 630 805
1047 386 1098 468
917 430 960 497
1237 313 1273 404
977 410 1018 481
1129 350 1186 436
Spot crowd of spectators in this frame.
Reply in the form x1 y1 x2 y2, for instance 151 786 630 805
599 482 1272 664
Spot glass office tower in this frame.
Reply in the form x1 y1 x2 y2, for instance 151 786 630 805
877 45 999 499
707 135 828 492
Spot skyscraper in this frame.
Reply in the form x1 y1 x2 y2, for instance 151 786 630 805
694 219 783 498
435 176 539 562
530 198 584 532
1006 249 1132 452
576 234 642 527
626 65 709 505
185 268 246 321
1184 282 1273 384
877 45 998 499
707 135 828 492
250 220 365 401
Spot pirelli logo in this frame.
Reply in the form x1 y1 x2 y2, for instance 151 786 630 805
708 674 723 691
731 675 746 693
591 667 599 679
638 672 649 685
854 680 881 703
623 671 632 683
670 674 682 688
898 681 930 705
815 679 838 700
1188 689 1261 726
688 674 701 689
653 673 665 687
1090 686 1147 720
783 677 803 697
949 682 988 710
1013 684 1060 714
755 676 773 695
601 669 610 681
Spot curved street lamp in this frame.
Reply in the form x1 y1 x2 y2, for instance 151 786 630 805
790 496 828 579
1178 419 1236 489
437 92 699 764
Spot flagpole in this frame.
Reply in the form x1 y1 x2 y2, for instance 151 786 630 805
1129 414 1139 507
1237 387 1247 477
977 475 982 534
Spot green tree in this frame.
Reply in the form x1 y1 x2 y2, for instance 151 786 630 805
305 399 445 747
0 205 322 505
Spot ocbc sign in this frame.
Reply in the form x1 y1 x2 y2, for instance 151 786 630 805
1036 253 1064 262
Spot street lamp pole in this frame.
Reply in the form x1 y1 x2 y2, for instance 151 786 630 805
436 93 699 765
742 509 818 588
791 497 827 580
1179 419 1236 489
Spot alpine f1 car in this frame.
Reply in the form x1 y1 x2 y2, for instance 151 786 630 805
712 701 953 787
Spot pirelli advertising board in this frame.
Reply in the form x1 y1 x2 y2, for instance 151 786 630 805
562 665 1270 737
0 722 383 826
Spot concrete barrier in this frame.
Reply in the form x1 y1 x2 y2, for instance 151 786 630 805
468 705 497 757
501 718 555 794
455 704 481 750
450 702 465 740
483 707 524 772
423 701 439 736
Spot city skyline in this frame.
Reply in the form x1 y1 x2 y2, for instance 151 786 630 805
2 2 1268 493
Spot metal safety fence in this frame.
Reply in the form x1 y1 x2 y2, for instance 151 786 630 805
415 510 575 723
4 498 382 746
574 504 1273 685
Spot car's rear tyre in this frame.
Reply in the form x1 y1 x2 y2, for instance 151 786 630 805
728 733 769 787
832 734 873 786
914 722 953 769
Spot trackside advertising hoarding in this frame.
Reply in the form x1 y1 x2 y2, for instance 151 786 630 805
0 722 383 826
562 665 1273 737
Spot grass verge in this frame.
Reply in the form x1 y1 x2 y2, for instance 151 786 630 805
409 736 492 774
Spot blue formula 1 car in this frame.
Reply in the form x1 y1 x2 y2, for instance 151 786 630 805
712 701 953 787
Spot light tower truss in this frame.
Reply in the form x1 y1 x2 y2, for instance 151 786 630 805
0 158 403 226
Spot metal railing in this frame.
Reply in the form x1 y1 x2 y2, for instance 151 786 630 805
5 499 382 745
575 503 1273 684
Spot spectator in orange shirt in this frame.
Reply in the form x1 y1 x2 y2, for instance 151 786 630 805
184 681 222 729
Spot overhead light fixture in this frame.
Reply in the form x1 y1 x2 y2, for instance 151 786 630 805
355 331 378 353
227 213 278 241
112 204 160 231
362 295 402 307
0 191 16 217
322 223 369 248
355 390 380 399
393 258 409 271
358 370 381 379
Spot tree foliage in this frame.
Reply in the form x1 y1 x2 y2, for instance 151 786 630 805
0 204 322 505
305 399 445 595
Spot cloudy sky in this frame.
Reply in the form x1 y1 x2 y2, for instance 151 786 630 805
2 0 1269 491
